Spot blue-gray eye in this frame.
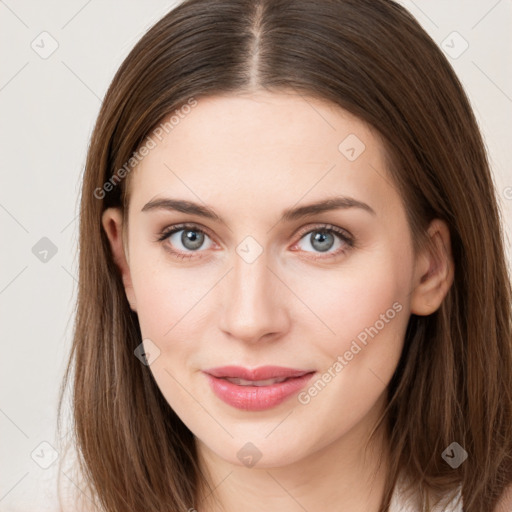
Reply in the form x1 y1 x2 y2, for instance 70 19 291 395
159 226 213 253
295 227 352 255
179 229 205 250
309 231 335 252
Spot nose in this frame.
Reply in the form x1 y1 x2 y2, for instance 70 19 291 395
218 249 291 344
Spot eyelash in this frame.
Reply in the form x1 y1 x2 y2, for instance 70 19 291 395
156 222 355 261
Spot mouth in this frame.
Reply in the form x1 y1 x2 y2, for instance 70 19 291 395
203 365 316 411
221 376 290 386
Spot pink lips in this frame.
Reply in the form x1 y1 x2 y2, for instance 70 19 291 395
203 365 316 411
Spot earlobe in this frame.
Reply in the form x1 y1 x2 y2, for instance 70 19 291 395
410 219 454 316
101 207 137 312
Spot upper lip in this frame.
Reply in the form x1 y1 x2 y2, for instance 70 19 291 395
203 365 314 380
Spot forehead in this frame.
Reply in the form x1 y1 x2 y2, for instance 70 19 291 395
128 91 401 220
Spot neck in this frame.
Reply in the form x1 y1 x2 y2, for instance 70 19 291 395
194 395 390 512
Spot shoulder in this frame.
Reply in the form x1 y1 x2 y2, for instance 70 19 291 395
390 479 512 512
389 474 462 512
494 483 512 512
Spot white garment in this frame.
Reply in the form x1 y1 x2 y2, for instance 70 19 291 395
1 450 464 512
389 474 463 512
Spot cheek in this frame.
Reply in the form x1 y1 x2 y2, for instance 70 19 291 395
126 233 187 320
128 246 184 341
287 244 412 366
128 255 207 415
289 257 411 440
128 248 221 358
131 268 172 338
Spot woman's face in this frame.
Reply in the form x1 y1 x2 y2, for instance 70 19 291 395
103 90 443 469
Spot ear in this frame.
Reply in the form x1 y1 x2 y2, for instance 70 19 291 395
101 207 137 312
410 219 454 316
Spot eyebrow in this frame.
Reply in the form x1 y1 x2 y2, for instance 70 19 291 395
141 196 376 222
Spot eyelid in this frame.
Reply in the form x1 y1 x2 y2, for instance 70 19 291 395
293 223 353 242
157 222 215 242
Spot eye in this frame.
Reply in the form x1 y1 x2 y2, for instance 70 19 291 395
157 223 215 259
292 224 354 258
157 222 354 261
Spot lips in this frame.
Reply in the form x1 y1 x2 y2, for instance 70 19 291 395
203 365 316 411
204 365 312 380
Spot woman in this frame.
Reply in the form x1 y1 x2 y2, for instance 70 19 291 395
57 0 512 510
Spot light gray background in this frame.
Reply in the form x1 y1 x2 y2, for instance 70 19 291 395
1 0 511 509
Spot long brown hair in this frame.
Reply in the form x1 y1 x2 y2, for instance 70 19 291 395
57 0 512 510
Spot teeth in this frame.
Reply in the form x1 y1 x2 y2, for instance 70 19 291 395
224 377 289 386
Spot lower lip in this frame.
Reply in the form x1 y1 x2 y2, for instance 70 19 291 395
204 372 316 411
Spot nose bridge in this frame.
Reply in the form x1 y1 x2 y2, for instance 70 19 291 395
219 242 289 342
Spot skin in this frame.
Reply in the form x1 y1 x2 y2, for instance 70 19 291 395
102 90 454 511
